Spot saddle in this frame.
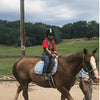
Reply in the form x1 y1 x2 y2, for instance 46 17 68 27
34 56 58 76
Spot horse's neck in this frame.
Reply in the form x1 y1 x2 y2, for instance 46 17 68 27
64 52 83 76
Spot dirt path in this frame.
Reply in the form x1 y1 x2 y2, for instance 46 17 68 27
0 81 99 100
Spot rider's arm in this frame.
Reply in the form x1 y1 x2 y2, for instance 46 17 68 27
45 48 56 57
45 48 52 55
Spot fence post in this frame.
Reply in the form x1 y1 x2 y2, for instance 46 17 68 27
20 0 25 55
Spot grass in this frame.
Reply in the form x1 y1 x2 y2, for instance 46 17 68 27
0 37 99 76
57 37 99 56
0 58 19 75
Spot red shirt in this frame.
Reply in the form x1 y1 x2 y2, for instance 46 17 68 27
42 39 56 51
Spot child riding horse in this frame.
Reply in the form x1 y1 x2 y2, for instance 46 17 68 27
42 28 58 81
13 48 99 100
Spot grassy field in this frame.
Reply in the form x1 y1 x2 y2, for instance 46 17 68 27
0 37 99 76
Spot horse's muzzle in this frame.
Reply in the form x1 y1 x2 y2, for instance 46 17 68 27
93 76 99 83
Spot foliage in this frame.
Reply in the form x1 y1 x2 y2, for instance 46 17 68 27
61 20 99 39
0 20 20 45
0 20 99 47
86 21 99 39
0 20 62 46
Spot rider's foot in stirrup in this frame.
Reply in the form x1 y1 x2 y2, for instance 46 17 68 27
42 73 50 81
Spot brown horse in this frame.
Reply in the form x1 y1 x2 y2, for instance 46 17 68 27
13 48 99 100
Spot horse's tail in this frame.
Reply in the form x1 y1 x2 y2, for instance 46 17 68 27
12 59 22 82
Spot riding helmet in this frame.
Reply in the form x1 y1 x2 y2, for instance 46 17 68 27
46 28 55 37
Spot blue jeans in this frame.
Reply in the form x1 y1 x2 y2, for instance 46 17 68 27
42 56 50 74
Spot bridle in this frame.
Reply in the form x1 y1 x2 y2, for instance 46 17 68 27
83 62 97 73
82 55 97 81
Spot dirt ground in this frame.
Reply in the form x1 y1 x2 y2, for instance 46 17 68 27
0 81 99 100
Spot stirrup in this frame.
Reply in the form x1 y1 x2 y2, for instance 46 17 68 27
41 74 50 81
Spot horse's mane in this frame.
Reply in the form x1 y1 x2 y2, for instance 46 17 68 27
62 52 83 62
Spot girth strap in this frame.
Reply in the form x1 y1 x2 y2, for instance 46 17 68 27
48 76 56 88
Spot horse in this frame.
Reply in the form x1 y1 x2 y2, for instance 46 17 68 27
13 48 99 100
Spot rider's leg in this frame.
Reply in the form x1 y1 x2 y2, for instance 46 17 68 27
42 56 50 80
42 56 50 73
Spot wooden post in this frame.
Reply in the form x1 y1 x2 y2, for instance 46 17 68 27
20 0 25 55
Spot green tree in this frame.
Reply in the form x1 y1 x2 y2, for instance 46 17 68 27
86 20 99 39
61 23 73 39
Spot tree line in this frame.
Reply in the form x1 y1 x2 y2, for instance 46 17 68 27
0 20 99 47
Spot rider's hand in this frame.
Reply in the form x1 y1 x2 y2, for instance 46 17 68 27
51 54 56 57
57 53 61 56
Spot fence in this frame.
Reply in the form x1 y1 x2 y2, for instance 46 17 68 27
0 55 42 58
0 55 42 80
0 55 99 81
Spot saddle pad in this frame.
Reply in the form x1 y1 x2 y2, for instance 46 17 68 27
34 56 58 76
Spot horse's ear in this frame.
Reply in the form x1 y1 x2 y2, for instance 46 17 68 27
93 48 97 54
83 48 88 55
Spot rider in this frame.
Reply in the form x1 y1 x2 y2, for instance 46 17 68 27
42 28 58 81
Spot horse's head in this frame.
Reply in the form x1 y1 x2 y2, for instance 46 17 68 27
83 48 99 83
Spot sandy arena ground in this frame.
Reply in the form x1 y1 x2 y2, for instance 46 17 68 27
0 81 99 100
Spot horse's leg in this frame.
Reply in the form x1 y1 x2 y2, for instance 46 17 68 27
23 83 28 100
61 94 66 100
14 84 23 100
58 86 73 100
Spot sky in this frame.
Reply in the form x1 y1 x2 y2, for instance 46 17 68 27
0 0 99 26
